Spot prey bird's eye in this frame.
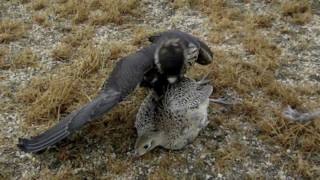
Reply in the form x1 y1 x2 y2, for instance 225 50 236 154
143 144 150 149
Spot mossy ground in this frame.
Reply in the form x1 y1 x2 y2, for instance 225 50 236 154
0 0 319 179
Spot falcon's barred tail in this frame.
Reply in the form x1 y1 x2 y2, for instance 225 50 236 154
18 89 121 153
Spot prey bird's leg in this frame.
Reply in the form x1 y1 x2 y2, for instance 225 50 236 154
198 73 211 85
209 97 234 107
282 106 320 123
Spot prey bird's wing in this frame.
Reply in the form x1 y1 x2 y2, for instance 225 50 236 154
165 77 213 111
18 46 156 153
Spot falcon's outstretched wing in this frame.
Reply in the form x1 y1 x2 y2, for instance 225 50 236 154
148 30 213 65
18 45 157 153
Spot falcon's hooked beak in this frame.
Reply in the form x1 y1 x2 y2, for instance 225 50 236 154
167 76 178 84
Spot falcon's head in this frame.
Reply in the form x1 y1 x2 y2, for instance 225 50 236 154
154 38 186 84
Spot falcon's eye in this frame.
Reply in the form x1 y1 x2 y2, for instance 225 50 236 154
143 144 150 149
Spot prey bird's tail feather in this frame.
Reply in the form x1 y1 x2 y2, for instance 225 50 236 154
18 90 121 153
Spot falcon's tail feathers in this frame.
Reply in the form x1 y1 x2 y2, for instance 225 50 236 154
18 90 121 153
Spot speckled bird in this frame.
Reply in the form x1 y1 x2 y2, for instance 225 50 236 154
134 76 213 156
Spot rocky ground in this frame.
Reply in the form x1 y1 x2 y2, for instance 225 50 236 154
0 0 319 179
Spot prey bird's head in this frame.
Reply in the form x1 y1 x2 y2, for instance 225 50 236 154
134 130 163 157
155 38 186 84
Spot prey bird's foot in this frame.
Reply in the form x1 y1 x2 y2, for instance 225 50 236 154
209 95 241 113
209 96 237 107
282 106 320 123
198 75 211 85
210 98 232 106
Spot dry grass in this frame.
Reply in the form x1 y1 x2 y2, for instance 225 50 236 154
0 48 38 70
281 0 312 25
46 0 140 25
17 44 109 124
35 165 76 179
246 13 275 28
172 0 204 9
61 27 95 48
32 12 51 27
31 0 48 11
131 27 158 46
214 142 247 172
0 47 8 69
0 19 27 43
243 33 281 65
51 43 74 61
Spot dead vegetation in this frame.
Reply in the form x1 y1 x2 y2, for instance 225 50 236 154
17 44 110 125
214 142 247 173
0 48 8 69
0 48 38 70
61 27 95 48
51 43 73 61
32 12 51 27
31 0 48 11
0 19 27 43
25 0 141 26
281 0 312 25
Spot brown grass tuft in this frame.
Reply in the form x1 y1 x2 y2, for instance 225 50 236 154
32 12 51 27
292 153 314 178
72 5 89 24
243 34 281 59
214 142 247 172
0 48 38 70
17 45 109 124
31 0 47 11
281 0 312 25
209 31 225 44
0 48 8 69
61 27 95 48
12 48 39 69
0 19 27 43
172 0 204 9
53 0 140 25
131 27 156 46
51 43 74 61
107 41 137 60
247 14 274 28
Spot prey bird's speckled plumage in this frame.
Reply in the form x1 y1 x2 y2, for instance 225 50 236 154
134 77 213 156
18 30 214 153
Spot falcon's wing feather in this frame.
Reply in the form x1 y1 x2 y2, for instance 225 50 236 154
18 90 121 153
18 48 155 153
148 30 213 65
196 37 213 65
148 32 163 43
